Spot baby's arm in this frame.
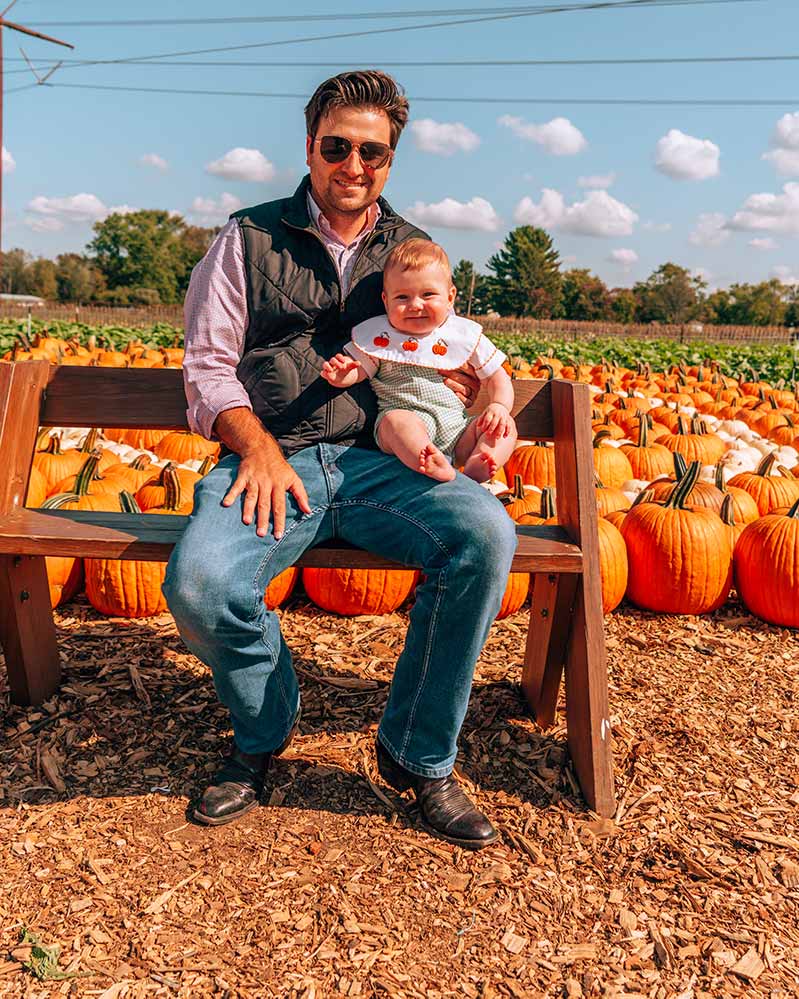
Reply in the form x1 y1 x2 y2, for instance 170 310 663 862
321 352 370 388
477 367 516 438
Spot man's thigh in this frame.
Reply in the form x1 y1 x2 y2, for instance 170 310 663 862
167 447 333 592
331 447 513 568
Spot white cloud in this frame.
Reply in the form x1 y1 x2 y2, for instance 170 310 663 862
407 196 499 231
728 182 799 234
2 147 15 175
498 114 587 156
206 147 276 183
140 153 168 171
513 188 638 237
410 118 480 156
654 129 720 181
688 212 729 247
642 220 672 232
609 248 638 269
109 204 139 216
762 112 799 176
190 192 243 224
27 193 107 223
749 237 777 251
773 264 799 286
25 216 64 233
578 172 616 189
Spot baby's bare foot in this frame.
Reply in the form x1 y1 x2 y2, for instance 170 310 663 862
463 451 497 483
419 443 456 482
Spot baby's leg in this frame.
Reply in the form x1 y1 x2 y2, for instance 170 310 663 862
454 421 519 483
377 410 456 483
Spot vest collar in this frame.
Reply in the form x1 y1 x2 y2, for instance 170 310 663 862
281 174 404 233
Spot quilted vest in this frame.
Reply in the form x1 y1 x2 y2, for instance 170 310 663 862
232 176 428 455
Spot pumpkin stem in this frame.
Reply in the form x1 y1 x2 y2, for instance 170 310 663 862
636 412 649 448
41 492 81 510
129 454 152 470
73 452 102 496
540 487 557 520
664 460 701 509
714 461 728 493
119 490 143 514
754 452 778 477
79 427 100 454
197 455 215 476
719 493 736 527
593 429 613 447
787 498 799 520
673 451 688 480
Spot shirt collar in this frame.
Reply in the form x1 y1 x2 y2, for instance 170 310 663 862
307 190 381 247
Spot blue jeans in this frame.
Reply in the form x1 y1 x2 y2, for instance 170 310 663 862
162 444 517 778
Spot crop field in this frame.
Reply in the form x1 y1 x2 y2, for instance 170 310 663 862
2 318 796 383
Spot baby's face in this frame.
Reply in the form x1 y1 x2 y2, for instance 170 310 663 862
382 262 456 336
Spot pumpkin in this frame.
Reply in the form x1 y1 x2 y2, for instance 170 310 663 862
84 493 169 618
32 433 85 491
264 567 300 609
504 442 556 489
136 464 194 514
50 451 126 500
500 474 543 521
659 417 722 466
594 475 629 519
619 415 674 482
25 465 48 508
302 567 419 615
620 462 732 614
105 427 171 451
154 430 220 464
734 499 799 627
516 487 558 526
592 431 634 489
597 518 628 614
496 572 530 620
46 556 84 608
101 454 158 494
714 462 759 524
728 452 799 516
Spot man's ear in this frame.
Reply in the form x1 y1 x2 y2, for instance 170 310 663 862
305 134 313 167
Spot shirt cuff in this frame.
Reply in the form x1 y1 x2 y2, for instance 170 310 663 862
190 393 253 441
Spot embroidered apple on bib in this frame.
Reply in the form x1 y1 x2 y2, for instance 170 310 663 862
373 332 390 347
402 337 419 352
432 339 448 356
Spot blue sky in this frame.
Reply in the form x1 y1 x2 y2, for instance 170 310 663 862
6 0 799 290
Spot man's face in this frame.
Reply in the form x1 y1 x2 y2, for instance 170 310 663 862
306 106 393 219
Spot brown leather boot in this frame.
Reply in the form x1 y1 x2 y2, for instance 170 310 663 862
376 739 499 850
193 713 300 826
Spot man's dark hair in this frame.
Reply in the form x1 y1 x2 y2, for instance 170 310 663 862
304 70 410 150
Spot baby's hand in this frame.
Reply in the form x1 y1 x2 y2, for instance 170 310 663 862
477 403 514 439
321 353 361 386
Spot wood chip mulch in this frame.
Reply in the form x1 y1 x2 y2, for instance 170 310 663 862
1 594 798 999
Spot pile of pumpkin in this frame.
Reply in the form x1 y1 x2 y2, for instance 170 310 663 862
13 333 799 627
494 355 799 628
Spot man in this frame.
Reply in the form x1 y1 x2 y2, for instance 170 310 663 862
163 70 517 850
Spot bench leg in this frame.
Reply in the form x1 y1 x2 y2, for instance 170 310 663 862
563 580 616 818
521 573 577 727
0 555 61 705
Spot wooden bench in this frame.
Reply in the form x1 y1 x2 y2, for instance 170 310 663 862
0 359 616 817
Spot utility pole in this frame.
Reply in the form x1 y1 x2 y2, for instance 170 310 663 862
0 1 73 287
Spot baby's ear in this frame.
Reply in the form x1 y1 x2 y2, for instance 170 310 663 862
381 290 388 307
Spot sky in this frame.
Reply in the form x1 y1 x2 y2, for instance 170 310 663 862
5 0 799 290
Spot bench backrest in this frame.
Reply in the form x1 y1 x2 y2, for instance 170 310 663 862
0 361 600 562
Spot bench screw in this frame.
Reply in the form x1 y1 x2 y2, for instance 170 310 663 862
20 590 30 601
13 555 22 567
541 608 549 618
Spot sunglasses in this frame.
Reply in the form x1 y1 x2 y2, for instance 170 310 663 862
315 135 393 170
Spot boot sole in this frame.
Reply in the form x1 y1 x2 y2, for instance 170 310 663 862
192 798 259 827
420 819 500 850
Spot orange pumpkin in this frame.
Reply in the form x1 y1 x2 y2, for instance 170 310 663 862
504 442 556 489
302 567 418 615
496 573 530 620
154 431 220 464
25 465 48 508
619 415 674 482
46 556 84 608
728 453 799 516
592 431 633 489
734 499 799 627
620 463 732 614
264 567 300 609
597 518 628 614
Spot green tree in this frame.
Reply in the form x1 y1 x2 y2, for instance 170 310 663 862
608 287 637 324
560 268 610 321
718 280 787 326
0 248 32 294
633 263 705 324
88 210 216 304
452 259 490 316
55 253 106 302
26 258 57 300
485 226 562 317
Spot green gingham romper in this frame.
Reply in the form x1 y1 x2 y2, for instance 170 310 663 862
344 314 507 457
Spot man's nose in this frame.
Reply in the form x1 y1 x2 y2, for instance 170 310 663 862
339 149 366 174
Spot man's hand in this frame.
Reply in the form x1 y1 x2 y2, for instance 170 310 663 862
438 364 481 409
477 402 514 439
321 353 363 387
222 445 311 540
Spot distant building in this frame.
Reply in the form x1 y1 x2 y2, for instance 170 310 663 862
0 293 46 306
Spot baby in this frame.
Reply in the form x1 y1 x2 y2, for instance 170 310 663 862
321 239 517 483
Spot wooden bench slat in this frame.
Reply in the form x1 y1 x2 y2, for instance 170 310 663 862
0 509 583 571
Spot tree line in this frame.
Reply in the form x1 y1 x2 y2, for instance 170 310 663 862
4 210 799 327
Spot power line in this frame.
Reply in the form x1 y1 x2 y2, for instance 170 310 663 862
19 0 767 28
8 0 768 72
22 81 798 108
8 53 799 75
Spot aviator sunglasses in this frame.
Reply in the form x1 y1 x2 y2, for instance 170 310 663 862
315 135 393 170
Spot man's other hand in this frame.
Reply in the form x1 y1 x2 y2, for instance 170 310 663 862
439 363 481 409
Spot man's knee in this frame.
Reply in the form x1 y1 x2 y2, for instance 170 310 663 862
444 487 517 577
